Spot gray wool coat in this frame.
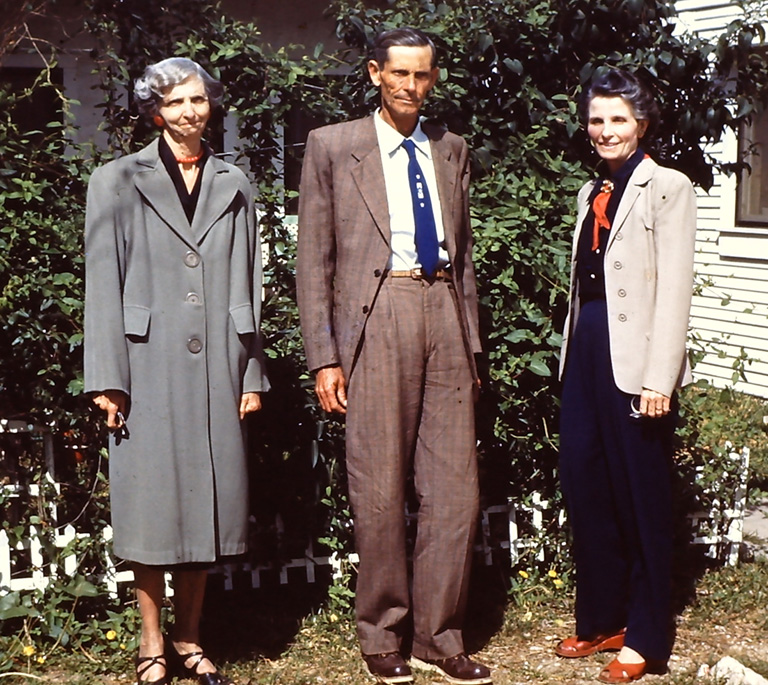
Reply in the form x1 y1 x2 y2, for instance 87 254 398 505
84 138 269 565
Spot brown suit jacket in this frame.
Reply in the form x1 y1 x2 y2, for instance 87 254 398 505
297 115 481 380
559 158 697 397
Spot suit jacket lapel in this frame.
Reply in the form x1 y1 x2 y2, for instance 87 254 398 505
351 117 391 245
192 155 239 243
428 130 458 260
133 139 197 249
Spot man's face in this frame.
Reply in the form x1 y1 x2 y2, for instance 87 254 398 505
368 45 438 133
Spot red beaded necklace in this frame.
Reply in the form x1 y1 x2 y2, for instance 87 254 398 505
175 149 204 165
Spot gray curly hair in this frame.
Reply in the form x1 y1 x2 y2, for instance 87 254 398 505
133 57 224 116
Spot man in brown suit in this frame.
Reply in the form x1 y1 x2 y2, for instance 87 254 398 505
297 28 490 685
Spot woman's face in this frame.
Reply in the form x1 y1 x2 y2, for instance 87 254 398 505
156 75 211 142
587 96 649 173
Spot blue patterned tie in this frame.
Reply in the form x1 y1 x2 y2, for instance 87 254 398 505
403 139 439 276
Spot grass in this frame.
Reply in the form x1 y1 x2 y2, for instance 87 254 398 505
2 559 767 684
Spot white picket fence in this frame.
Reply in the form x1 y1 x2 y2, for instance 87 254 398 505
0 416 752 596
688 445 751 566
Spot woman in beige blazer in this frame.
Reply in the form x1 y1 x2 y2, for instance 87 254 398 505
85 58 268 685
555 69 696 683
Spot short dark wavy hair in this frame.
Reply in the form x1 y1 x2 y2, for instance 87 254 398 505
371 27 438 69
133 57 224 116
579 68 660 138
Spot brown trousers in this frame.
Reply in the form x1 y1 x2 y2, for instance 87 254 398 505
346 275 479 660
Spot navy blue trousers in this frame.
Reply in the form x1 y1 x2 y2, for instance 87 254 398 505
560 300 675 662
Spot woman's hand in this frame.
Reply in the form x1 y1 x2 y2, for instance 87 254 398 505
92 390 128 429
639 388 671 418
239 392 262 419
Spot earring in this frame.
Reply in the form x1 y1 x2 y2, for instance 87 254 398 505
153 115 164 127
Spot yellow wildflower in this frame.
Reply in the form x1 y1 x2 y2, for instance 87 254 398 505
518 570 529 579
37 656 46 664
106 629 117 641
553 579 564 588
548 569 558 578
22 645 36 657
120 643 126 650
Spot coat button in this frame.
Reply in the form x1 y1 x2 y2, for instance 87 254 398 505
184 251 200 267
185 292 201 304
374 269 382 277
618 313 627 322
615 233 623 241
187 338 203 353
618 289 627 297
613 261 623 270
362 305 369 314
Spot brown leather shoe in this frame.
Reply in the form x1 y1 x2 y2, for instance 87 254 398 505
411 653 492 684
555 628 625 658
362 652 413 684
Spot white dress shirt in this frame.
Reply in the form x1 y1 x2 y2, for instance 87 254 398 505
373 110 449 271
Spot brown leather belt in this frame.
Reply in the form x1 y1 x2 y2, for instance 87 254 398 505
388 268 452 281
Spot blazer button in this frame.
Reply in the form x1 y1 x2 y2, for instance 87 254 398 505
187 338 203 353
185 292 201 304
613 261 623 270
618 289 627 297
184 251 201 268
615 233 623 241
374 269 382 277
618 313 627 322
362 305 369 314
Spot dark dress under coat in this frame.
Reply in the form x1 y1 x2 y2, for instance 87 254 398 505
84 137 269 565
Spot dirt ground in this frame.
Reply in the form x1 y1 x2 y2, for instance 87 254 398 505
6 526 768 684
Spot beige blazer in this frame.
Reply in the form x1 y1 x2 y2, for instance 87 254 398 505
559 158 697 397
296 115 481 380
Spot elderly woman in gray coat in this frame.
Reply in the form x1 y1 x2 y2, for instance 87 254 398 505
84 57 269 685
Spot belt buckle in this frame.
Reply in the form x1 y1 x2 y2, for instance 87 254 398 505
410 268 424 280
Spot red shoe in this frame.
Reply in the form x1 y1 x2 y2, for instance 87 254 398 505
555 628 625 658
598 657 647 683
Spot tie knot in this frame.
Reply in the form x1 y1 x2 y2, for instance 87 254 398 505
402 139 417 158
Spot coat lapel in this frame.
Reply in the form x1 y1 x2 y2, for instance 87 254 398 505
132 139 198 249
607 157 656 250
350 118 391 245
573 183 594 261
192 155 239 244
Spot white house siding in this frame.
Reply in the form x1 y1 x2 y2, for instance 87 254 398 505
675 0 768 397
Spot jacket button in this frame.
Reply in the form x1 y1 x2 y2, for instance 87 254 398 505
618 313 627 322
374 269 382 277
618 289 626 297
362 305 369 314
184 251 200 268
613 261 623 270
185 292 201 304
615 233 623 241
187 338 203 353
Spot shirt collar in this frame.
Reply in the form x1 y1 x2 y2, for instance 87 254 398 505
373 109 432 159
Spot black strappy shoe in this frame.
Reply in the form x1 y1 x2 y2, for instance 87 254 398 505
135 654 168 685
172 647 234 685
